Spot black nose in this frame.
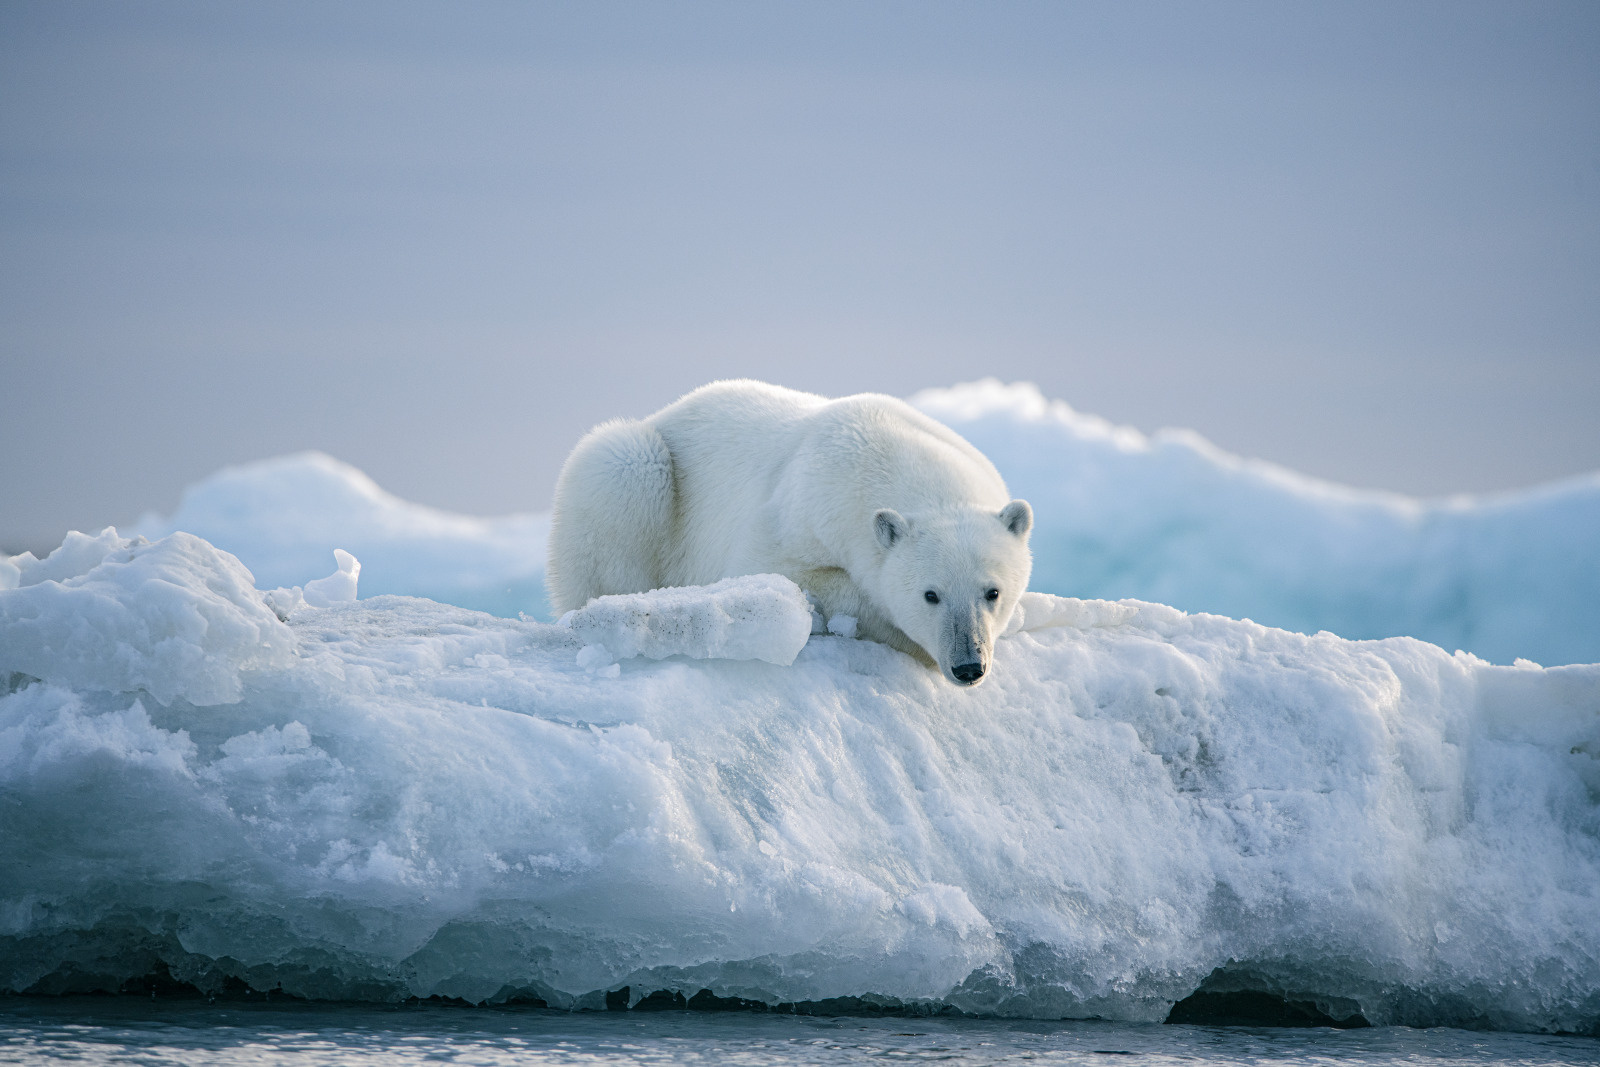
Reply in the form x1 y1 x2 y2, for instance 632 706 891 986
952 662 985 684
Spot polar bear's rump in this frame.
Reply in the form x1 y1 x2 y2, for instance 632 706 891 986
546 418 676 612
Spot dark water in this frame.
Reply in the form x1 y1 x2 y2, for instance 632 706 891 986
2 999 1598 1066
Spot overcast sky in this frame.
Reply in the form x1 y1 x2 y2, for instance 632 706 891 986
3 1 1598 552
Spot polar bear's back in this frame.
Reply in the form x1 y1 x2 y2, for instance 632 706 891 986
650 379 1006 509
787 392 1011 513
648 380 825 485
646 380 1011 584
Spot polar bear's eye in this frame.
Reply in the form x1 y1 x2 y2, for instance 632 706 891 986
985 588 1000 602
924 590 940 605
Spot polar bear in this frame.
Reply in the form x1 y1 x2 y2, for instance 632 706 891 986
546 380 1033 686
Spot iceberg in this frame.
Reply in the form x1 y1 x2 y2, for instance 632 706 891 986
912 381 1600 667
2 529 1597 1033
135 451 550 621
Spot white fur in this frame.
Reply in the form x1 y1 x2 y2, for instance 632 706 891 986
546 380 1033 685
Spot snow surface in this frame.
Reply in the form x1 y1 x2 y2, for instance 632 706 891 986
131 383 1600 665
2 529 1598 1032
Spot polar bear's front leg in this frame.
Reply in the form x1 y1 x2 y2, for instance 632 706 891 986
793 566 862 622
795 566 936 669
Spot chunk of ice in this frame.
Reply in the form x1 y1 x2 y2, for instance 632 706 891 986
263 549 364 619
1003 592 1139 636
0 529 293 706
303 548 361 608
576 643 616 670
826 614 858 638
563 574 814 666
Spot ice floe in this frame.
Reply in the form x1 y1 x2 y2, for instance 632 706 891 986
2 528 1597 1033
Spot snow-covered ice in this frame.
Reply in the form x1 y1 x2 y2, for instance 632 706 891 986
560 575 814 668
129 383 1600 665
0 529 294 706
1001 591 1139 637
6 381 1599 1030
2 528 1597 1033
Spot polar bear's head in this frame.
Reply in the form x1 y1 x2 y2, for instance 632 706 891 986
872 500 1033 686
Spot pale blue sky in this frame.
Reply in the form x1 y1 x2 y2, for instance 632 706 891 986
3 1 1598 550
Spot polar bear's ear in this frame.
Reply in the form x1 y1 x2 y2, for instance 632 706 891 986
874 509 908 550
999 500 1033 539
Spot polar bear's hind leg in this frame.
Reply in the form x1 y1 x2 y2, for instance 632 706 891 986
546 418 676 613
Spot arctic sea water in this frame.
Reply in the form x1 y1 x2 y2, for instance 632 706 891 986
3 383 1599 1063
4 999 1599 1066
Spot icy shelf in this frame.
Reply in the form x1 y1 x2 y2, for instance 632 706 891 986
2 530 1597 1033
